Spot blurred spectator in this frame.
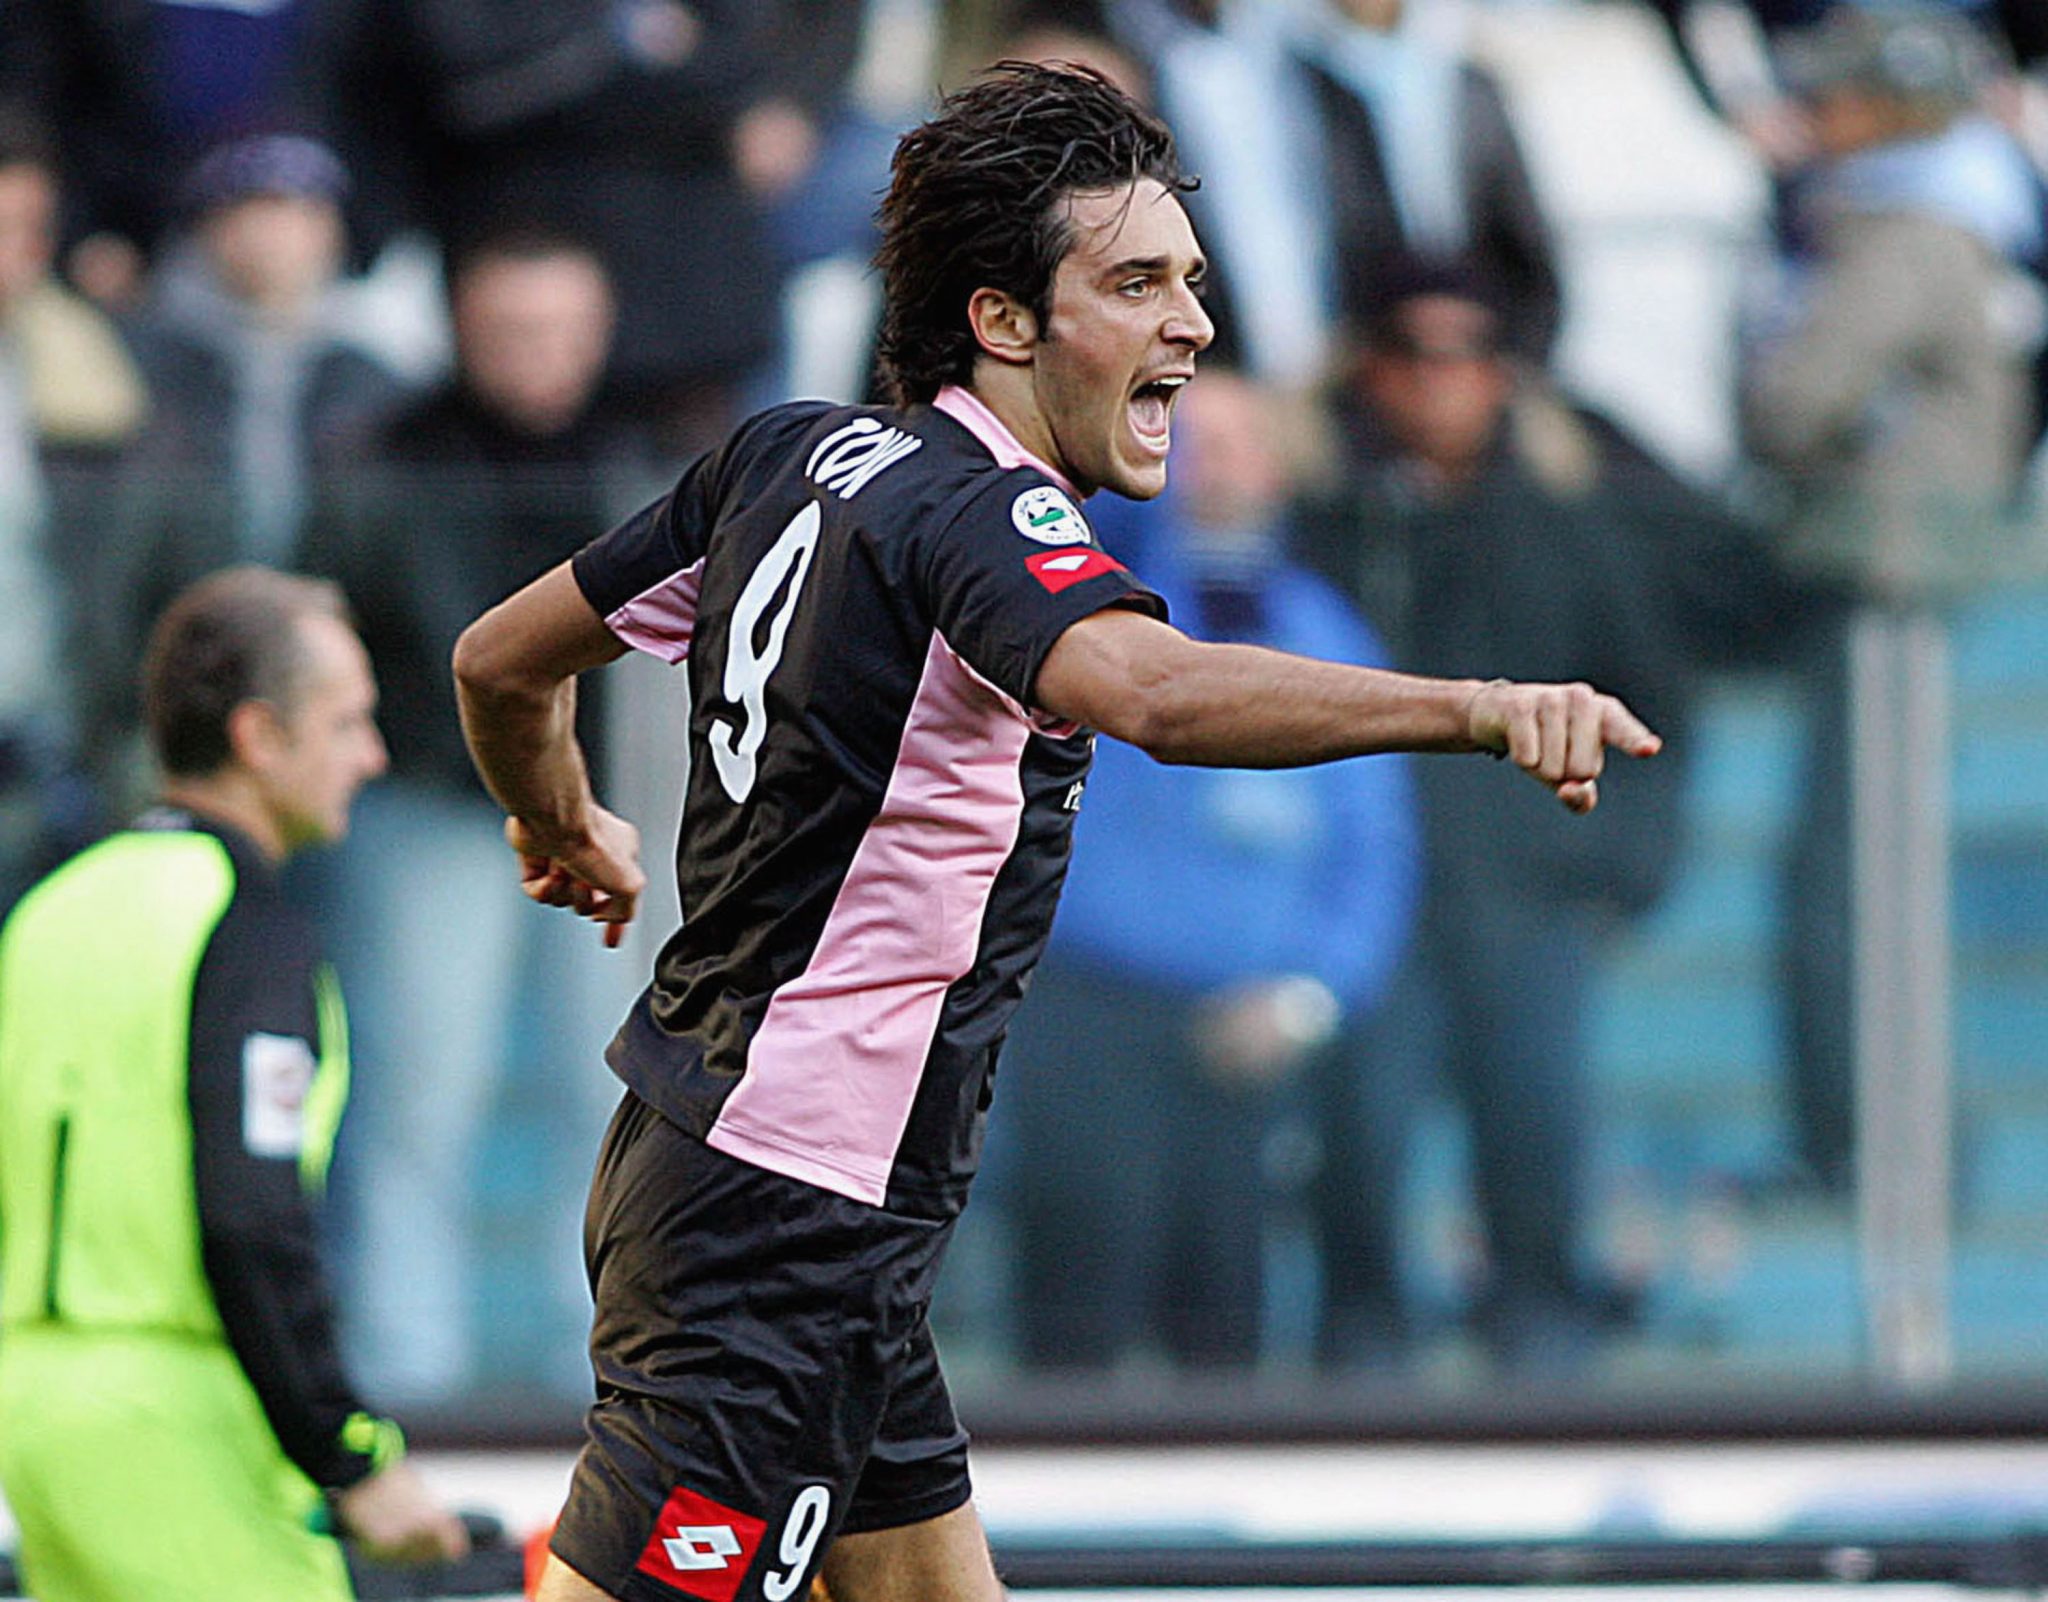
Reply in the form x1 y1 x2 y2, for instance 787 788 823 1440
1294 0 1566 366
1749 5 2040 569
999 370 1420 1375
337 0 789 455
72 133 409 812
128 133 410 566
1037 0 1561 384
1104 0 1340 388
0 106 148 465
1649 0 2046 187
751 0 934 272
0 0 365 311
0 103 145 906
303 228 658 1405
1646 0 1838 176
1741 3 2041 1194
1300 257 1705 1375
752 0 946 404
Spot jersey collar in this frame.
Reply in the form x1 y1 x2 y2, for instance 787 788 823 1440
933 385 1081 498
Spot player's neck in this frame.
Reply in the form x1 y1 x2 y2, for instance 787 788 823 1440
964 360 1069 486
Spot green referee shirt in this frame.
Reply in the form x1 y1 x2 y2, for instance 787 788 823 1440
0 808 393 1489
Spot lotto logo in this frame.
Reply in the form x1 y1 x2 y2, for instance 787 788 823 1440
1026 548 1126 594
635 1485 766 1602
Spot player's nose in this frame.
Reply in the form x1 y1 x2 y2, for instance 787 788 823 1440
1166 278 1213 351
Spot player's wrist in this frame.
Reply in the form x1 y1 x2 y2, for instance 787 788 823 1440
1460 677 1511 758
509 803 597 860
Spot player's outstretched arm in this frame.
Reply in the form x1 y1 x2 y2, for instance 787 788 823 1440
1035 607 1660 810
453 561 646 945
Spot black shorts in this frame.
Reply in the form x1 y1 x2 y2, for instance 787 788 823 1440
552 1092 972 1602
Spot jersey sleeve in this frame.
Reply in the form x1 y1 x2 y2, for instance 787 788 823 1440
186 892 390 1491
571 453 720 664
573 404 834 663
921 474 1167 710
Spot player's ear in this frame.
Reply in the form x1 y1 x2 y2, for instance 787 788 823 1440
968 286 1038 368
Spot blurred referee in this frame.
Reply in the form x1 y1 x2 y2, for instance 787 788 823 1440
0 568 467 1601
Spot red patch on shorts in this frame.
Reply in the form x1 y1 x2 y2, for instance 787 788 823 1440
634 1484 767 1602
1026 548 1127 594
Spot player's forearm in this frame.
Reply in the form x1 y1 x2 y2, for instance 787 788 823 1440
1039 610 1655 807
455 663 599 839
1109 637 1492 768
453 564 623 840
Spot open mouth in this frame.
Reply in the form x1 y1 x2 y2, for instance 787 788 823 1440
1128 374 1188 453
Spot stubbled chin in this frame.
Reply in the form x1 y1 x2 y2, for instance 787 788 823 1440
1117 455 1170 499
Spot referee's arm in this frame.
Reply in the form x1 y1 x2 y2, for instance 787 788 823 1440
186 903 386 1490
187 896 470 1564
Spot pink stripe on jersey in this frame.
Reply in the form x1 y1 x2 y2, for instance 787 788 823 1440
604 556 706 663
934 385 1079 495
706 631 1030 1204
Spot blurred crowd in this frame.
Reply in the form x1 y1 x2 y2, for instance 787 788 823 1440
2 0 2044 1406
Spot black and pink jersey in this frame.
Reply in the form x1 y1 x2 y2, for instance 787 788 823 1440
573 387 1165 1220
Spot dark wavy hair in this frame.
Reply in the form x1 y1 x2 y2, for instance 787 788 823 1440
873 61 1193 405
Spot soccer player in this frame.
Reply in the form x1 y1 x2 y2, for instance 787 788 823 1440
0 568 469 1602
453 64 1660 1602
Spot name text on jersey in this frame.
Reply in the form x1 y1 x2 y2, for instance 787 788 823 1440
807 418 923 500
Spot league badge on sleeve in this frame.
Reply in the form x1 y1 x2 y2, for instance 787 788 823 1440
1011 485 1092 546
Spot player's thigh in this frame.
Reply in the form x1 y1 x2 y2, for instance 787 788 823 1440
821 1501 1004 1602
535 1548 621 1601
